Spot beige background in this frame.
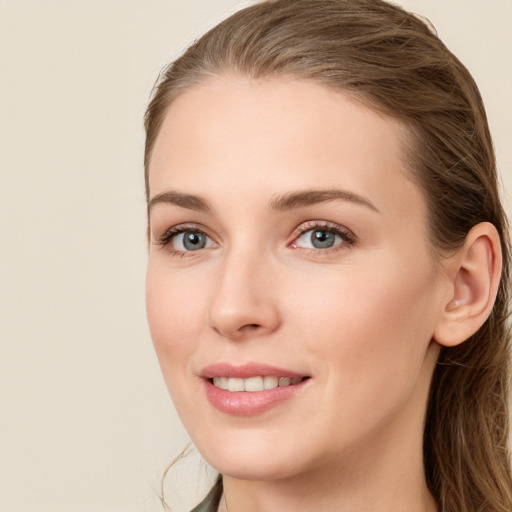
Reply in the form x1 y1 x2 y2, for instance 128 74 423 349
1 1 511 511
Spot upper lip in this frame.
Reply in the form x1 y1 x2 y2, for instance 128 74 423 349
200 362 307 379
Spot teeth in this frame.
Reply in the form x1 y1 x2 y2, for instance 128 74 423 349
212 376 304 392
227 378 244 392
279 377 291 387
214 377 228 390
244 376 264 392
263 376 278 389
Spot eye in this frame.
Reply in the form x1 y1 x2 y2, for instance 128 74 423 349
154 225 217 255
290 222 356 251
172 231 214 251
295 229 341 249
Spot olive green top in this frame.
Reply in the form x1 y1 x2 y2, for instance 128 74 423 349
190 476 222 512
190 493 214 512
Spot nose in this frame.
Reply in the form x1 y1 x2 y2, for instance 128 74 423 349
207 250 281 340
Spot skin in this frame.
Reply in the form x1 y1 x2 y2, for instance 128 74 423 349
145 76 451 512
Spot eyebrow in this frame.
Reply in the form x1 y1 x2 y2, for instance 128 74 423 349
148 190 210 214
147 188 379 215
269 189 379 213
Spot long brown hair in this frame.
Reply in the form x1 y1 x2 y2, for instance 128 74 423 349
144 1 512 510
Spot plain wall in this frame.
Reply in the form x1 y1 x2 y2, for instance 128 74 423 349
1 1 510 511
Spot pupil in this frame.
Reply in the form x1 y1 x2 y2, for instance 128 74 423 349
311 230 335 249
183 232 206 250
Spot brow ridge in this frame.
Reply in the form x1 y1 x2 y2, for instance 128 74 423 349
148 188 378 216
270 189 379 212
148 190 210 214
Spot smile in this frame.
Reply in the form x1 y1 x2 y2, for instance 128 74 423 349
201 363 311 416
212 376 306 392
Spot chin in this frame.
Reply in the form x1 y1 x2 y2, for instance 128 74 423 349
196 437 307 481
210 458 301 482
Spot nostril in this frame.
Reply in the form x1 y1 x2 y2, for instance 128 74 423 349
240 323 261 332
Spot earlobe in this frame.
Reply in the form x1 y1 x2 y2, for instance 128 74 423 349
434 222 502 347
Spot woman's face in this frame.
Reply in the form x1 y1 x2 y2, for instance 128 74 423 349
146 76 448 480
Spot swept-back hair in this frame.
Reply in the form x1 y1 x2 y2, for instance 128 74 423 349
145 1 512 510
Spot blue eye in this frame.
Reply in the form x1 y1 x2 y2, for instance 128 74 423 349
292 224 356 251
310 230 337 249
295 229 341 249
171 231 214 251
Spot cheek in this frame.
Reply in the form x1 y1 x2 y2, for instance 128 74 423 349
145 264 205 370
283 266 440 454
292 261 439 395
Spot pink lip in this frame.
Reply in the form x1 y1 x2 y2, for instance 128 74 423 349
200 362 305 379
200 362 310 416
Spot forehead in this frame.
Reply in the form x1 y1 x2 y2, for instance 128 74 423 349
149 75 425 226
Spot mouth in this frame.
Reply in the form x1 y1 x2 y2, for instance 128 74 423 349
210 375 308 392
200 363 311 416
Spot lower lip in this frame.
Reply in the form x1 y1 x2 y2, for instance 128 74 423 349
204 379 309 416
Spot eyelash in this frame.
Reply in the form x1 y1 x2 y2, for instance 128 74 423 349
154 221 357 256
290 221 357 252
154 223 213 257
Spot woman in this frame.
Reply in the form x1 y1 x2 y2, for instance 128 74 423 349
144 1 512 511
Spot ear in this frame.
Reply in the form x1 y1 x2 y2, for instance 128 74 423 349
434 222 502 347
